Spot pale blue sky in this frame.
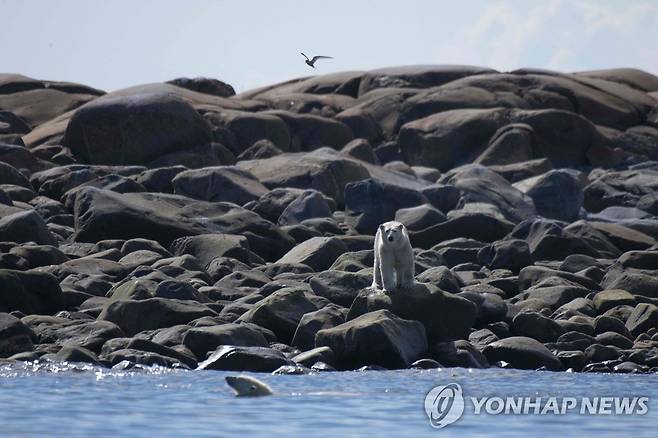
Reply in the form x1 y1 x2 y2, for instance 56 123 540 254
2 0 657 93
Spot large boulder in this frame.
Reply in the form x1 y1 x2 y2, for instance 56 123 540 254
514 169 584 222
73 188 294 261
237 148 426 207
0 312 35 358
347 283 477 341
238 287 325 343
309 271 372 307
441 165 537 223
482 336 563 370
63 92 213 165
358 65 496 95
276 237 347 272
197 345 293 372
625 303 658 337
167 77 235 97
98 298 217 336
409 211 515 249
0 74 103 129
315 309 428 369
0 269 64 314
291 304 347 351
344 178 428 234
170 234 255 268
23 316 124 353
182 323 269 360
0 210 58 246
399 107 614 170
172 166 269 205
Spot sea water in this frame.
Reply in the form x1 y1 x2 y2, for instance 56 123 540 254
0 362 655 437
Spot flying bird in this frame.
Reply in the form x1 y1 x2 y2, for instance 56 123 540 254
301 52 333 68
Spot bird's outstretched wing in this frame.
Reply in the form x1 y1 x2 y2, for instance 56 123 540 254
310 55 333 63
300 52 310 61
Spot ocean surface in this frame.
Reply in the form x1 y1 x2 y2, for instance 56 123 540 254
0 362 655 437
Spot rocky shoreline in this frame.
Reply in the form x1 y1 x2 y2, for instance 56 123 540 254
1 66 658 374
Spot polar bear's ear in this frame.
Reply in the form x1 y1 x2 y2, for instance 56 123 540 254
396 223 404 230
379 224 385 233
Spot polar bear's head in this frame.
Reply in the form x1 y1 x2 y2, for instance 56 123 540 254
380 221 406 244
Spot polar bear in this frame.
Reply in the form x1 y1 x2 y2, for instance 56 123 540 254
371 221 415 292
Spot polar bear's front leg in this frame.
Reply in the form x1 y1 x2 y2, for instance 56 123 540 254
380 250 397 292
396 252 416 288
371 246 382 289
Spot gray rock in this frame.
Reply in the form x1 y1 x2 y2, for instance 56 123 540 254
514 169 583 222
348 283 476 342
0 312 35 358
316 309 428 370
483 336 563 371
238 287 326 343
625 303 658 337
182 323 269 360
291 304 347 351
172 166 268 205
98 298 217 336
276 236 347 272
197 345 293 372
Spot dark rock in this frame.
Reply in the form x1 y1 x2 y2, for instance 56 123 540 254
172 166 268 205
134 166 187 193
167 77 235 97
276 236 347 272
416 266 463 293
584 343 622 362
341 139 379 164
0 269 64 314
594 315 631 337
278 190 333 226
394 204 446 231
291 304 347 351
63 93 213 165
557 351 586 371
23 316 124 353
595 331 633 349
0 210 58 246
344 178 428 234
593 289 636 313
514 169 583 222
625 303 658 337
442 165 537 223
101 337 196 368
512 311 565 342
197 345 293 372
420 184 461 213
482 336 563 370
0 312 35 358
237 139 284 161
48 345 102 365
316 309 428 370
477 239 531 273
292 346 336 367
431 340 488 368
170 234 254 268
98 298 217 336
238 287 325 344
182 323 269 360
348 283 476 341
73 188 294 261
409 212 514 249
310 271 373 307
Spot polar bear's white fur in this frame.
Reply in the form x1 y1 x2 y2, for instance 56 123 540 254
371 221 415 292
